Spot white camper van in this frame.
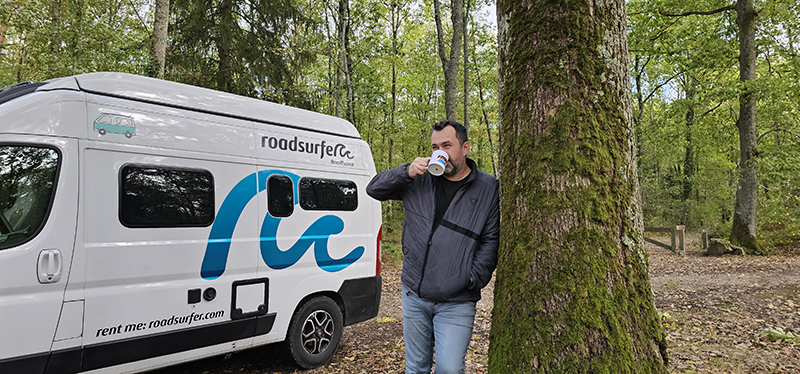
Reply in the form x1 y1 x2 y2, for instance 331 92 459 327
0 72 382 373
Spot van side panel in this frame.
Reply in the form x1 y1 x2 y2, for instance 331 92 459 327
250 126 379 346
85 94 256 158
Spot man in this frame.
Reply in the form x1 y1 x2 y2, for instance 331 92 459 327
367 120 499 374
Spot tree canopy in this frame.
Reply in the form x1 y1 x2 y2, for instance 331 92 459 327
2 0 799 248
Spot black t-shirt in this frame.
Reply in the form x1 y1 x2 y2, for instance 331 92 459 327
433 169 472 228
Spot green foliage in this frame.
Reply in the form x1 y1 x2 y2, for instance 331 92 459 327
629 0 800 250
168 0 314 106
1 0 152 86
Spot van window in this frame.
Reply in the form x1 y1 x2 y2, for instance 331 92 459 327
120 165 214 228
0 145 59 249
267 175 294 217
299 178 357 211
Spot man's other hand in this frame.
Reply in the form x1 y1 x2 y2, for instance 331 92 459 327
408 157 429 179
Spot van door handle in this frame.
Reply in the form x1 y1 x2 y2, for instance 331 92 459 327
38 249 62 284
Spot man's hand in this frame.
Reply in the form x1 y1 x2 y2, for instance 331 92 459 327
408 157 429 179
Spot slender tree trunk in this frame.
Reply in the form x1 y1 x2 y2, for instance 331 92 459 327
633 56 645 171
216 0 233 92
334 0 347 118
730 0 761 253
463 0 470 128
49 0 62 77
682 77 696 203
488 0 668 372
0 24 7 48
433 0 464 120
1 2 16 52
323 2 335 115
344 0 354 124
390 0 401 166
50 0 62 53
72 0 84 71
472 49 497 176
153 0 170 79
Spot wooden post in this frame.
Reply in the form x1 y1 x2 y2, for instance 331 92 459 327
701 229 708 251
676 225 685 256
670 228 676 254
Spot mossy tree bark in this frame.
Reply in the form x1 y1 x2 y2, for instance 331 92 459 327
488 0 668 372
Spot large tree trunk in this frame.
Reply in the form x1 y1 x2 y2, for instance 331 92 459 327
488 0 668 372
433 0 464 120
153 0 170 79
730 0 761 253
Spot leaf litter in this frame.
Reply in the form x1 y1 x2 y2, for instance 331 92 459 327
154 235 800 373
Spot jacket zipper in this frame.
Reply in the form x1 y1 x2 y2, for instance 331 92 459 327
416 173 475 298
417 222 437 298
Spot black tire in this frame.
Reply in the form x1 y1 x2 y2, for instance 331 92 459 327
98 128 107 135
124 131 133 138
286 296 343 369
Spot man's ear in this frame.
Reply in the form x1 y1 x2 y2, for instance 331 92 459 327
463 140 471 155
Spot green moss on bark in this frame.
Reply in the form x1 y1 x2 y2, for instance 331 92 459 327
490 0 668 372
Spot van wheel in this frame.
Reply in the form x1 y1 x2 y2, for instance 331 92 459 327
287 296 343 369
124 131 133 138
98 128 106 135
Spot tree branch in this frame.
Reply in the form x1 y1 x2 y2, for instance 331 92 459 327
758 127 796 143
642 73 679 104
128 0 151 35
698 101 724 120
660 5 735 17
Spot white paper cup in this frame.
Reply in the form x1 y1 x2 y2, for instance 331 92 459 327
427 150 449 176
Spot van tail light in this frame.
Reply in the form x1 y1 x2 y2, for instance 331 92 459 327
376 226 383 276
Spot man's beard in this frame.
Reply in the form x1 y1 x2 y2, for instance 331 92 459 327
443 161 458 176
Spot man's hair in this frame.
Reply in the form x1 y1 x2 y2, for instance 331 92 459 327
432 120 468 145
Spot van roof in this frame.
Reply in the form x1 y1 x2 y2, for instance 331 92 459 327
40 72 362 139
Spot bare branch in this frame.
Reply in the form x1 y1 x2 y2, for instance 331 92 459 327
698 101 724 120
660 5 735 17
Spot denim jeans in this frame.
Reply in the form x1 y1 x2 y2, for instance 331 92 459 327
402 285 477 374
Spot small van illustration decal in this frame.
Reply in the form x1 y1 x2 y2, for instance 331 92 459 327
200 170 364 280
94 113 136 138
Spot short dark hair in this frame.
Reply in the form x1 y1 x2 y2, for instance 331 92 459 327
432 120 468 145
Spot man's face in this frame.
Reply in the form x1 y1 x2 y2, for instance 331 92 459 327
431 126 470 177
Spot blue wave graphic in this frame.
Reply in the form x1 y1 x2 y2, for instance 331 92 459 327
200 170 363 279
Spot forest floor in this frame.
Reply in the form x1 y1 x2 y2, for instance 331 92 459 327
156 234 800 374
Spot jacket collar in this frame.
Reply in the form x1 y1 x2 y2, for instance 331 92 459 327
434 157 479 184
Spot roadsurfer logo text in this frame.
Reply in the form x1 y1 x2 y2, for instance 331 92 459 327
261 136 355 161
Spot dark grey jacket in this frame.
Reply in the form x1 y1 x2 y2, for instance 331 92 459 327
366 158 499 302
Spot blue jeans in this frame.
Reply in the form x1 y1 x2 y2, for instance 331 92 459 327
402 285 477 374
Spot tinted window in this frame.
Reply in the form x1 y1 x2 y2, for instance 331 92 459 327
120 165 214 227
299 178 357 211
268 175 294 217
0 145 59 249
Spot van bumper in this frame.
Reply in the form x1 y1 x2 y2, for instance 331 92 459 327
338 275 381 326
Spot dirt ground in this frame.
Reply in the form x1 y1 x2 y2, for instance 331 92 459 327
156 234 800 374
